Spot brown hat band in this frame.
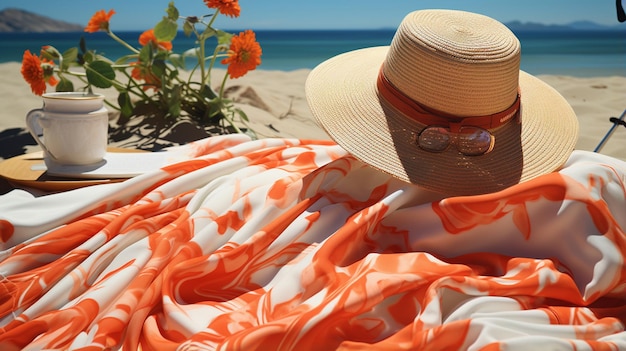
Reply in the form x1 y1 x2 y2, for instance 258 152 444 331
377 69 520 129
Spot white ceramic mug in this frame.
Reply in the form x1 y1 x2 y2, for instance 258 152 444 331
26 92 109 166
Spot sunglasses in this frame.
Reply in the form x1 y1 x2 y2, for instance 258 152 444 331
417 125 495 156
377 68 521 157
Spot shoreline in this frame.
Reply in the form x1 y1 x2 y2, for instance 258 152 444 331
3 28 625 75
2 59 624 79
1 61 625 162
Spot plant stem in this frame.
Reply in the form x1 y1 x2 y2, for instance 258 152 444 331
107 30 140 54
217 72 243 134
198 35 207 92
199 11 221 92
206 10 219 28
204 47 221 89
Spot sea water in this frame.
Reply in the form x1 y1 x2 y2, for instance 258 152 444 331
1 29 624 76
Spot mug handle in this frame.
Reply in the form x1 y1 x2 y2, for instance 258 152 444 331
25 108 57 160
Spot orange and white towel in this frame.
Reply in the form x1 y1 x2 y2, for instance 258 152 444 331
0 134 625 350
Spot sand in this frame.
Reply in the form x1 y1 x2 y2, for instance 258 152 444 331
1 61 625 162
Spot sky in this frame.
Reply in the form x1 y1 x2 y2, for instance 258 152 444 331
1 0 625 30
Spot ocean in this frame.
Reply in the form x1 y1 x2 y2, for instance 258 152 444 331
1 29 624 77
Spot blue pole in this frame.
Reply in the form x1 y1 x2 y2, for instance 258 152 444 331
594 109 626 153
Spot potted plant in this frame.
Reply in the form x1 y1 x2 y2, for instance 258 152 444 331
20 0 262 150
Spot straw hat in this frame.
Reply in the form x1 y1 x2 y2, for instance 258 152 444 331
306 9 579 196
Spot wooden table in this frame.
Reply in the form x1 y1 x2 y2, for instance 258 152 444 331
0 148 142 193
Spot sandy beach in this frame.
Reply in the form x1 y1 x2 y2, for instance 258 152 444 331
1 61 625 162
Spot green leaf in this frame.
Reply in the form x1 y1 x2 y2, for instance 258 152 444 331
62 47 78 61
154 17 178 42
168 84 182 117
202 84 219 99
236 108 249 122
139 44 152 63
208 99 223 119
85 60 116 89
82 51 96 64
199 27 218 41
183 21 194 37
56 77 74 92
61 47 78 70
114 54 139 66
117 92 134 118
166 1 179 21
151 60 166 79
216 30 234 46
154 50 169 62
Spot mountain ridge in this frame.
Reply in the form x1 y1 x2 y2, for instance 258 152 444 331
0 8 624 33
505 19 625 31
0 8 83 33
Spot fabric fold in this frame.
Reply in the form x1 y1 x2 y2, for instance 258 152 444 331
0 135 624 350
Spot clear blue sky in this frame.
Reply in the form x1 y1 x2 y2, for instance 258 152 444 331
2 0 624 30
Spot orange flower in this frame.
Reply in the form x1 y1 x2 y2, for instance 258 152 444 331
130 62 161 91
21 50 57 96
221 30 262 79
139 29 173 51
204 0 240 18
85 9 116 33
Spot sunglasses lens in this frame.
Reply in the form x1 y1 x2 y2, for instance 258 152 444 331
456 127 494 155
418 127 450 152
418 126 494 155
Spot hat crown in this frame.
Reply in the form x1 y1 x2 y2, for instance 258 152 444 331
383 10 521 117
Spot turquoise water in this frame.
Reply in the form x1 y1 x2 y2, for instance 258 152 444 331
1 29 624 76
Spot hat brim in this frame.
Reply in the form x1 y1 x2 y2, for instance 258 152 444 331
305 46 579 195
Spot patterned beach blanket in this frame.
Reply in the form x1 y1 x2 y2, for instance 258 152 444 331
0 134 625 350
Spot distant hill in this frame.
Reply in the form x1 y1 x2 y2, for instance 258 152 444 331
505 20 625 32
0 7 624 33
0 8 83 33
